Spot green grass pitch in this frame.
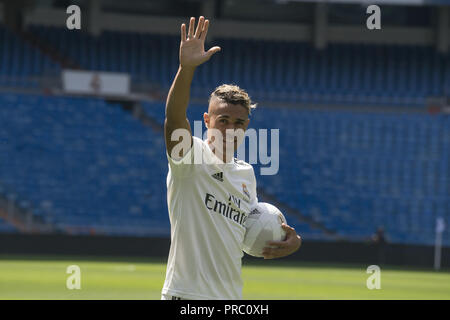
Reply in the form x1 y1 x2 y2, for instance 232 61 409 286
1 255 449 299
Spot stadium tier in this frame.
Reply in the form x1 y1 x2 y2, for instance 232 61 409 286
27 25 449 107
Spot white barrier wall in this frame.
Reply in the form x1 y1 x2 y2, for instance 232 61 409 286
62 70 130 97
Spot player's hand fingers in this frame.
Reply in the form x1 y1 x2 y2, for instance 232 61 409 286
263 253 276 260
282 223 296 234
263 231 302 259
262 247 275 259
194 16 205 39
200 19 210 41
262 241 289 259
265 239 289 248
181 23 186 42
282 224 299 243
265 224 296 247
262 247 288 259
188 17 195 38
205 46 221 59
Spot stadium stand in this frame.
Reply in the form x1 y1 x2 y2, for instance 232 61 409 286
0 9 448 247
27 25 449 108
0 93 169 236
142 101 450 245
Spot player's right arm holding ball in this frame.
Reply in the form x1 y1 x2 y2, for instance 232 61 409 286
164 16 221 160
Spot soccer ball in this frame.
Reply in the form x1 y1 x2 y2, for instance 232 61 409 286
243 202 287 257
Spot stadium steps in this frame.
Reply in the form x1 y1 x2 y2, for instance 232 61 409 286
0 188 55 233
14 26 80 70
100 99 164 134
256 186 341 240
126 101 164 134
0 23 61 89
0 205 27 233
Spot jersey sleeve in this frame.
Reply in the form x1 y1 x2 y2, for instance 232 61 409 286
166 136 203 178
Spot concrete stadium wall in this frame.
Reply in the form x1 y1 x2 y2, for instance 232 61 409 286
1 234 448 269
22 7 448 47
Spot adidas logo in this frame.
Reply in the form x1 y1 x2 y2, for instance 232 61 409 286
211 172 224 182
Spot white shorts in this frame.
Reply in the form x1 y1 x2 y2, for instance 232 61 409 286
161 293 187 300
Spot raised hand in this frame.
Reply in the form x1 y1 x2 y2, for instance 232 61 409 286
179 16 221 69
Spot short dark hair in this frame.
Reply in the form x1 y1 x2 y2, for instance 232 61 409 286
209 84 257 115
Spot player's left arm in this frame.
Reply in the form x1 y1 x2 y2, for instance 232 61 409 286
262 224 302 259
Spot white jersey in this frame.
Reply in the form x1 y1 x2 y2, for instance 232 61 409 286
162 136 258 300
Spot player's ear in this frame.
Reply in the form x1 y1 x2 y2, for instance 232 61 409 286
242 118 250 131
204 112 210 128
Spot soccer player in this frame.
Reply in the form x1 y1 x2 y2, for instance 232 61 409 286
161 16 302 300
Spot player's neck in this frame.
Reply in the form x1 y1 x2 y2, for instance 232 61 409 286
213 149 235 164
207 140 234 164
